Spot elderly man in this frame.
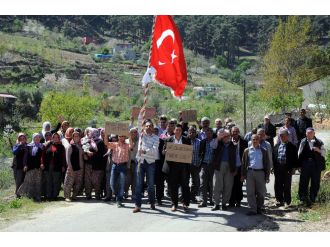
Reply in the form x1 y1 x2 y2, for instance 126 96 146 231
258 115 276 147
241 134 271 215
229 126 248 207
277 117 298 147
298 128 326 207
273 129 298 207
198 117 211 140
249 128 273 170
211 129 237 211
198 127 216 208
213 118 223 135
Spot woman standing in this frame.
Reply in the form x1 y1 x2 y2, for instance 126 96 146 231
41 133 66 200
64 131 84 201
104 133 130 207
12 133 28 197
17 133 44 201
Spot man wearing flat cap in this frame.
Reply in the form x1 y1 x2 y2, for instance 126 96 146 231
272 129 298 207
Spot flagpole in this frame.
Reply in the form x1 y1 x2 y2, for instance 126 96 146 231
137 15 156 177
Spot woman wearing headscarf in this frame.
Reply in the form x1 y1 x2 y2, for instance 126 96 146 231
41 132 66 200
17 133 44 201
12 133 28 197
63 131 84 201
90 128 107 200
40 115 63 143
82 127 98 200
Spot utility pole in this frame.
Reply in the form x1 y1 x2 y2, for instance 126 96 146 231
243 79 247 135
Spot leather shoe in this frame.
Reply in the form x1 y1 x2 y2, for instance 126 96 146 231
171 206 177 212
222 205 228 211
209 201 214 206
133 207 141 213
211 205 220 211
150 204 156 210
198 203 207 208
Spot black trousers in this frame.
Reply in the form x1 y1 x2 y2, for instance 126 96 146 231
299 159 321 203
169 163 190 207
229 166 243 205
155 159 166 201
274 164 292 204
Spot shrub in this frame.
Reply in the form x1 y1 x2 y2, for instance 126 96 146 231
0 169 13 190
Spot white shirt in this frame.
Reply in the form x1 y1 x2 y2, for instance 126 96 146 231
174 136 183 144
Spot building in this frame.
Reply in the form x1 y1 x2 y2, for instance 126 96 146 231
299 77 329 109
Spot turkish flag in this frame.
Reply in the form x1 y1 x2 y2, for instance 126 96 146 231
143 15 187 97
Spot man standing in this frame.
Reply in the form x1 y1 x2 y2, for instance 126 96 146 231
198 128 216 208
277 118 298 147
229 126 248 207
157 115 168 137
241 134 270 215
295 109 313 144
133 120 159 213
273 129 298 207
188 126 201 203
198 117 211 140
163 124 191 212
258 115 276 147
298 128 326 207
213 118 223 135
211 129 237 211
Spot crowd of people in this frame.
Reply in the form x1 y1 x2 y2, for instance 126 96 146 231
11 108 326 216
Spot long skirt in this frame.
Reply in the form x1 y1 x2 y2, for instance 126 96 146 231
17 169 41 201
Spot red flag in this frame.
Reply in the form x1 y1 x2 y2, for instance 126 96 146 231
144 15 187 97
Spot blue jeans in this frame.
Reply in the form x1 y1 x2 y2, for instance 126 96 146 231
134 160 156 207
110 163 127 203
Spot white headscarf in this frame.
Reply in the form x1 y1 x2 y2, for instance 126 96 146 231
42 121 51 138
28 133 43 156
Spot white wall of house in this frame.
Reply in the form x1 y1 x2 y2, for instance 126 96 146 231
299 77 329 108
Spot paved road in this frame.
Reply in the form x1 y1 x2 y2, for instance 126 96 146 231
2 174 298 232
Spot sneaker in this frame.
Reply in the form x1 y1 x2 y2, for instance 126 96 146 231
133 207 141 213
65 198 71 202
211 205 220 211
198 202 207 208
246 211 257 216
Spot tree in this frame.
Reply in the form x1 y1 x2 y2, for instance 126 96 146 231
39 91 99 127
261 16 319 112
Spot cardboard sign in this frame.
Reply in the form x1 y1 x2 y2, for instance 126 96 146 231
180 110 197 122
131 106 156 119
105 122 129 137
165 143 193 164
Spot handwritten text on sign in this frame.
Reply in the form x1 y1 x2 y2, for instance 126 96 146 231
105 122 128 137
180 110 197 122
131 106 156 119
165 143 193 164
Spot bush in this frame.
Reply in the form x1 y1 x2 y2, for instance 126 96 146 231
317 180 330 204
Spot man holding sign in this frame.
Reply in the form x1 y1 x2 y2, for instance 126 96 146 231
163 124 192 212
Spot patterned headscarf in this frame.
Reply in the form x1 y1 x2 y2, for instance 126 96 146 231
28 133 43 156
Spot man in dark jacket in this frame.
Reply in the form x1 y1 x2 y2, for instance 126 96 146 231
295 109 313 144
258 115 276 147
163 124 191 212
273 129 298 207
298 128 326 206
229 127 248 207
211 129 237 211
